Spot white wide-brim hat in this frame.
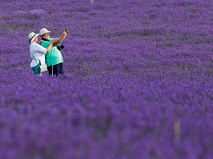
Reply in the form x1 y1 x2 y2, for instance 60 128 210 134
28 32 39 43
39 28 51 36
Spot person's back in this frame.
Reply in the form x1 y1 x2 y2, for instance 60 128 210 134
30 42 46 68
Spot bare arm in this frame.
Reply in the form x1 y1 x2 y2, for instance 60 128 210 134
53 30 68 46
46 39 58 53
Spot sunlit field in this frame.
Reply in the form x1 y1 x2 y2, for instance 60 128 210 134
1 0 213 158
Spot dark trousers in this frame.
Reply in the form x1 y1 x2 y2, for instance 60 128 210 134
47 63 64 77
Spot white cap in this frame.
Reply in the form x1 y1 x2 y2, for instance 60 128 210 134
28 32 39 43
39 28 51 36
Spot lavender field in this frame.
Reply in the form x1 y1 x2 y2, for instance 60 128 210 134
1 0 213 158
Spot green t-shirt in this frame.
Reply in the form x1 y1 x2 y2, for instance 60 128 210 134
41 38 63 67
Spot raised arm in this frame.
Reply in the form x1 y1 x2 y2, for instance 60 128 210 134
53 30 68 46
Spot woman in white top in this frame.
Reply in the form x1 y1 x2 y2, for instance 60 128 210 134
28 32 57 76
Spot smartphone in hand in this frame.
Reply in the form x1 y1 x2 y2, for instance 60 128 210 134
64 28 69 34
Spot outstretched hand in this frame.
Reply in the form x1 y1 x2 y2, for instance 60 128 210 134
64 28 69 34
63 29 68 35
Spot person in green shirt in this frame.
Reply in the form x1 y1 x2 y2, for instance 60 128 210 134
39 28 68 76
